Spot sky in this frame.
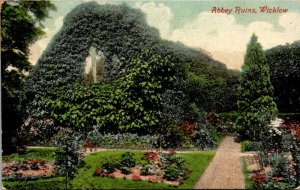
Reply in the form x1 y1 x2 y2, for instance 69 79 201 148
29 0 300 70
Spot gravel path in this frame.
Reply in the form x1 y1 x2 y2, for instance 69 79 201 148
195 136 245 189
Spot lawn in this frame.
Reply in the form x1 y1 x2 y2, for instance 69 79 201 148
2 147 57 162
3 150 214 189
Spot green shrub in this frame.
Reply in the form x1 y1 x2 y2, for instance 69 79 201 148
160 152 189 181
262 181 294 190
119 152 136 174
158 124 185 149
217 112 238 133
211 130 225 145
100 157 118 174
139 161 150 176
191 128 216 149
268 152 291 181
163 164 181 181
241 141 262 152
30 162 39 170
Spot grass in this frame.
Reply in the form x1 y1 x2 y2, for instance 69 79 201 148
3 177 65 190
2 147 57 162
4 150 215 189
242 156 253 189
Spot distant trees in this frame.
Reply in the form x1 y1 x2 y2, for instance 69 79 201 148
1 1 56 153
265 41 300 113
235 34 277 140
186 61 240 113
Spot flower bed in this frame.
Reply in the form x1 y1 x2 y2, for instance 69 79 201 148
2 159 54 181
93 151 190 186
243 116 300 189
245 152 295 189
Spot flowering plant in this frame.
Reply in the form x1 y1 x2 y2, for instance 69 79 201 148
181 121 198 136
145 151 159 161
270 118 283 128
251 173 267 184
148 176 161 183
132 174 141 181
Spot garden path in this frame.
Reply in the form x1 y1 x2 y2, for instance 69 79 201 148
195 136 245 189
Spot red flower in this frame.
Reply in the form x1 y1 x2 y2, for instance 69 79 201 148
294 127 300 139
132 174 141 181
246 155 250 161
181 121 198 135
145 151 159 161
251 173 266 184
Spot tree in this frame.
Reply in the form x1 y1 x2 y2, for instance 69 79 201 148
235 34 277 140
54 131 83 190
1 1 56 153
265 41 300 113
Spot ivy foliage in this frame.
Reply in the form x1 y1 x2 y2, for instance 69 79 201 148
265 41 300 113
26 2 239 116
45 50 176 133
235 34 277 141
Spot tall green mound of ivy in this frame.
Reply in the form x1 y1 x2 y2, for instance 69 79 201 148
265 41 300 113
235 34 277 140
26 2 159 100
26 2 238 114
45 50 178 133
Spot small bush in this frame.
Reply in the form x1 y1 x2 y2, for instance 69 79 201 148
160 152 189 181
262 181 294 189
163 164 181 181
181 121 198 136
206 112 219 125
100 157 118 173
30 162 39 170
268 152 292 181
158 124 185 149
139 161 150 176
251 172 267 189
192 128 216 149
241 141 262 152
119 152 136 174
